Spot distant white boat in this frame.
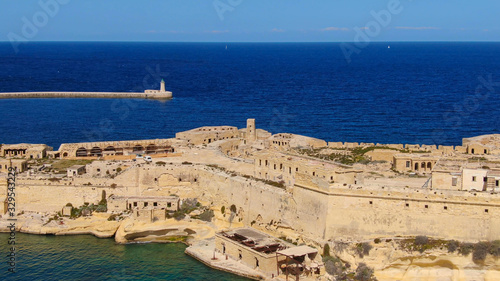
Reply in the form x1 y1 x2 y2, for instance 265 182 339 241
225 45 227 50
388 45 391 49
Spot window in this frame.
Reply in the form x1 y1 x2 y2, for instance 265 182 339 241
167 203 172 208
259 160 262 166
485 209 489 213
484 149 487 154
369 201 373 205
405 203 409 207
406 161 410 168
274 164 276 170
144 202 148 207
472 176 476 182
496 180 499 187
289 167 291 174
133 202 137 207
471 149 475 154
444 206 448 210
425 205 429 209
296 167 299 172
484 177 488 182
153 202 158 207
452 177 458 186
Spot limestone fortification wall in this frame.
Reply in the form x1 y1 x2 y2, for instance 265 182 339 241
327 141 471 155
4 163 500 242
0 91 172 99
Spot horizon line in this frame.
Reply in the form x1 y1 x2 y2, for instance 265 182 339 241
1 40 500 44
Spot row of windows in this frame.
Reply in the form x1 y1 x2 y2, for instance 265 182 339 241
130 202 171 208
471 177 500 186
368 200 490 213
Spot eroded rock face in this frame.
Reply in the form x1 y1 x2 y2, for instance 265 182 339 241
0 213 120 238
331 240 500 281
114 217 216 244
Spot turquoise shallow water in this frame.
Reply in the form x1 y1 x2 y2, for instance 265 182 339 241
0 233 250 281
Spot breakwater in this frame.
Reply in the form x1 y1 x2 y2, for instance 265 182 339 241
0 91 172 99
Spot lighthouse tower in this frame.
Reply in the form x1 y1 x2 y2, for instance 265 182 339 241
160 79 166 93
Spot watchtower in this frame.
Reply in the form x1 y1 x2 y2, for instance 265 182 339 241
246 119 256 142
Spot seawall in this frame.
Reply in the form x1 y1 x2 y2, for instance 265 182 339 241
0 91 172 99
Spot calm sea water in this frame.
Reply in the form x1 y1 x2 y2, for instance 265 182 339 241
0 42 499 149
0 233 249 281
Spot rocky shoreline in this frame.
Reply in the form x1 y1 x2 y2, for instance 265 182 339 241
2 213 500 281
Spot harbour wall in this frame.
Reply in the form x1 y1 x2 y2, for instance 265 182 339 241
0 91 172 99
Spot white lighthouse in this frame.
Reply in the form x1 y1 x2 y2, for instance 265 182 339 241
160 79 166 93
144 79 173 99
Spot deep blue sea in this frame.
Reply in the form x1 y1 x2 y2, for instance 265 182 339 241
0 42 499 280
0 233 249 281
0 42 499 149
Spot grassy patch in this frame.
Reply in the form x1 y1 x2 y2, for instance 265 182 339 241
51 159 93 171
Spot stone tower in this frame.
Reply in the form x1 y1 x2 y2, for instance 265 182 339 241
246 119 256 142
160 79 166 93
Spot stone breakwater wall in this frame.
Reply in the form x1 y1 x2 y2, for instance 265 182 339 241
0 91 172 99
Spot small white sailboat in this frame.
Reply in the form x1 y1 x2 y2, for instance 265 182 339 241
388 45 391 49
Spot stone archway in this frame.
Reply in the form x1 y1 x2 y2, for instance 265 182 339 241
90 147 103 157
76 147 88 157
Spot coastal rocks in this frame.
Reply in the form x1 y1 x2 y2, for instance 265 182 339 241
114 217 216 244
0 213 120 238
330 240 500 281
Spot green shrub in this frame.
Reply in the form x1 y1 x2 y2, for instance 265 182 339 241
230 204 237 213
473 242 489 263
116 167 122 173
221 206 225 214
356 242 372 258
447 240 459 253
355 263 375 281
489 240 500 257
323 243 331 257
197 209 214 222
107 214 118 221
415 236 429 246
323 256 344 277
374 238 381 244
459 243 474 256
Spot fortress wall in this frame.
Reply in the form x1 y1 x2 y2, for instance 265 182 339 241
405 144 421 150
193 168 292 227
455 146 467 153
6 163 500 242
365 149 400 162
13 183 129 213
324 191 500 241
421 144 438 151
328 142 343 148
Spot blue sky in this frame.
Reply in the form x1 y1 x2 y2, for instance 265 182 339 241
2 0 499 42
